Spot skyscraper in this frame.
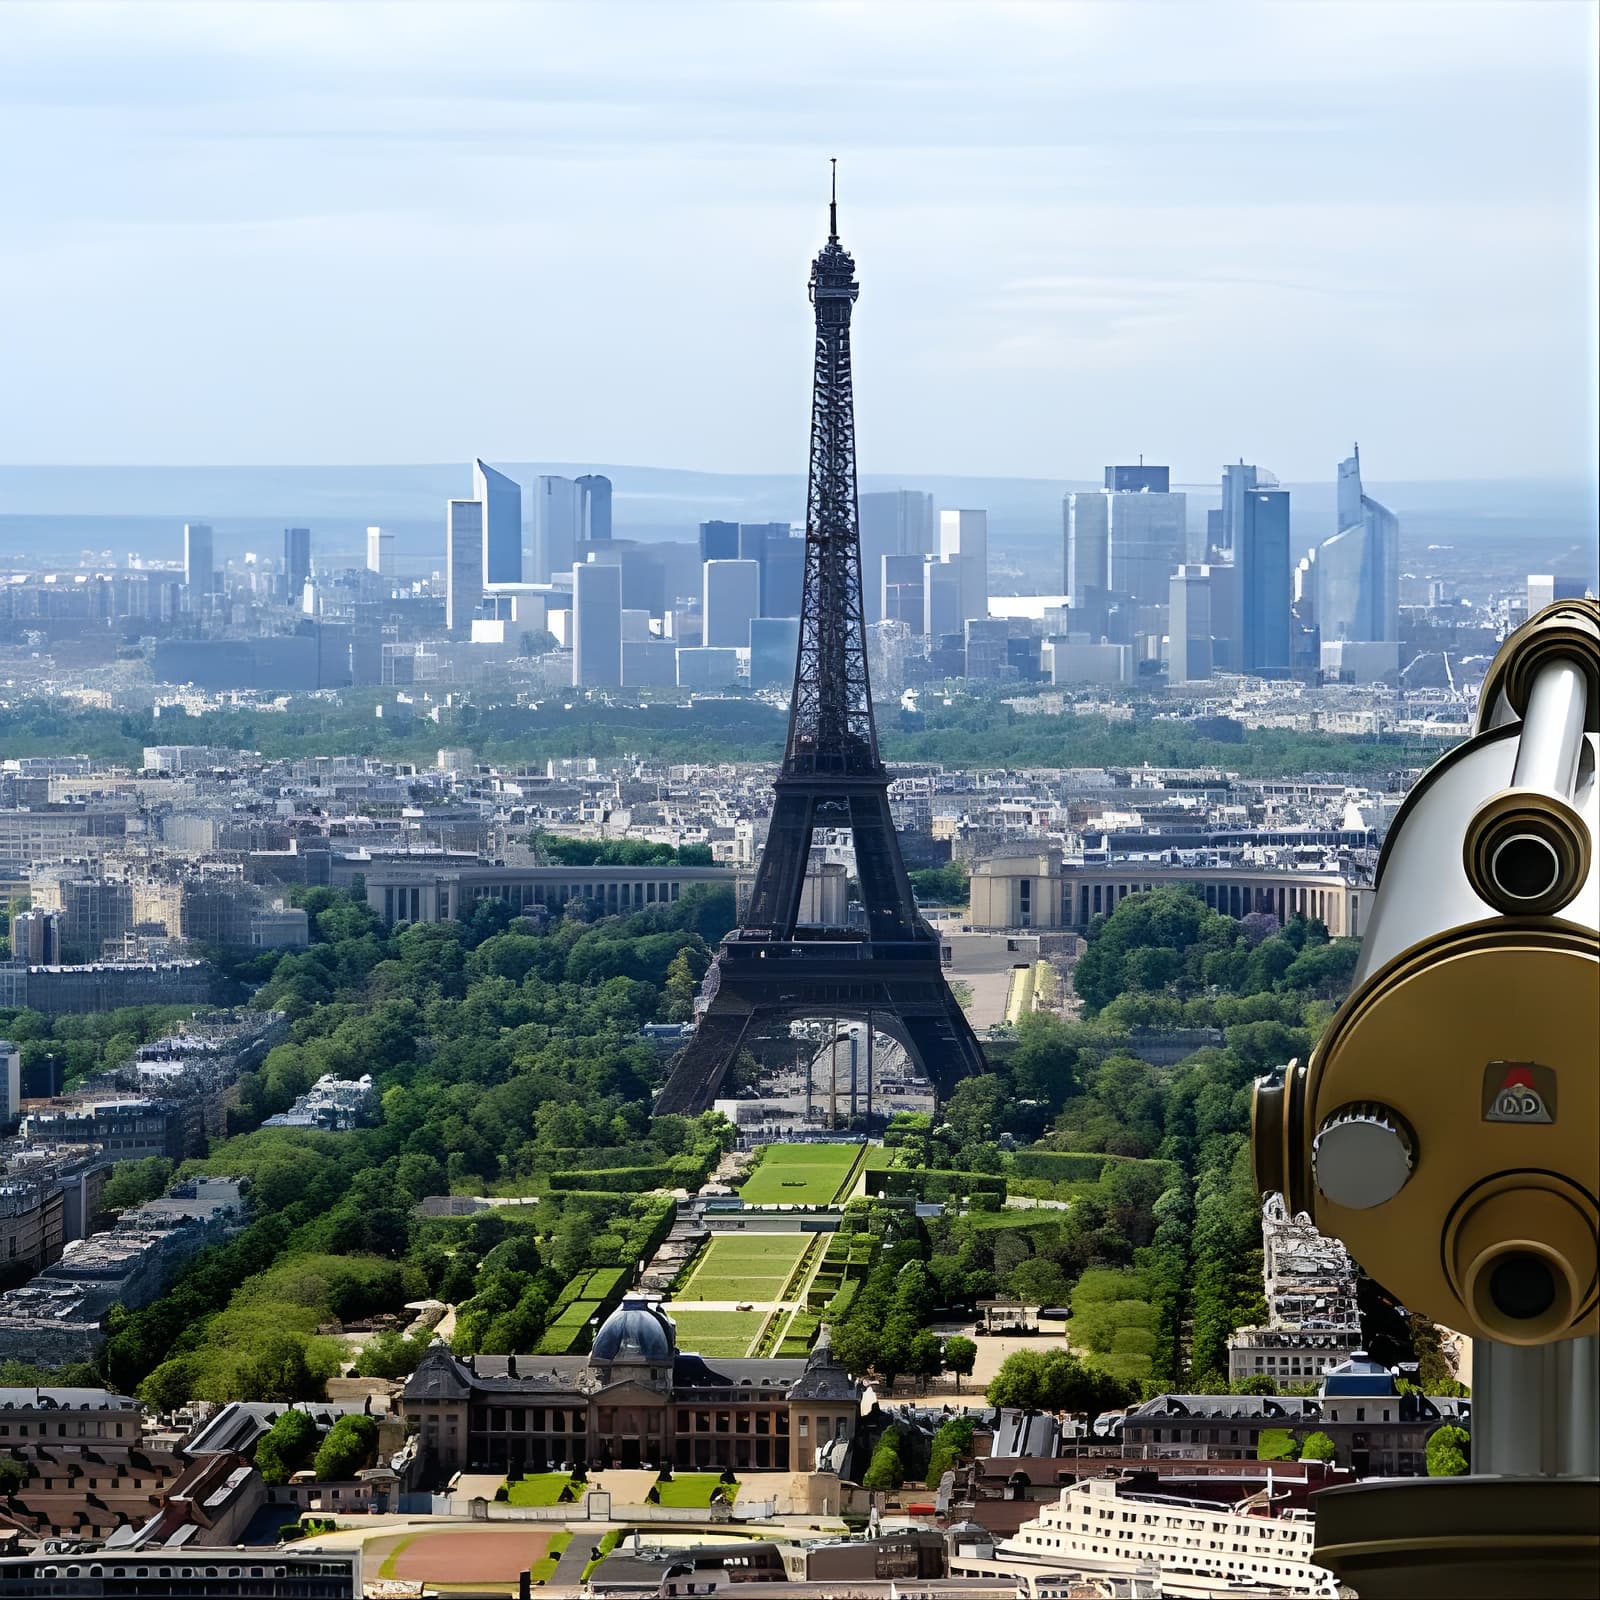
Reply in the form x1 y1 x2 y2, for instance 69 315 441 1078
1105 463 1170 493
473 460 523 585
1108 487 1186 607
1239 487 1292 676
881 552 925 630
1168 564 1214 684
445 499 485 634
283 526 312 599
938 508 988 625
923 557 961 638
1063 493 1110 604
183 523 214 594
759 532 804 617
366 525 395 579
860 489 935 621
572 561 623 688
703 559 761 648
576 474 613 543
1219 462 1260 554
532 476 583 583
1314 446 1399 643
699 520 740 563
749 616 802 690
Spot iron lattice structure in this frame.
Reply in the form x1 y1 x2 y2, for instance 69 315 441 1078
654 177 986 1117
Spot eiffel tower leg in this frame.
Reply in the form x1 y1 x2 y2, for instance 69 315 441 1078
653 1008 753 1117
898 994 988 1101
742 786 816 937
847 787 920 942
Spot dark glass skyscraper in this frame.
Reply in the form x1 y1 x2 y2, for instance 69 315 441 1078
699 520 740 563
1239 487 1292 676
283 526 311 598
1105 463 1170 493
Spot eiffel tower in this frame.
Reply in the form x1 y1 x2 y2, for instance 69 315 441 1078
654 168 987 1117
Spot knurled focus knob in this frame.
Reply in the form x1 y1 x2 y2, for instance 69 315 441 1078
1312 1103 1416 1211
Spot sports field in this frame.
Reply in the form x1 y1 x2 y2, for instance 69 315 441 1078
678 1231 810 1301
371 1527 555 1587
667 1308 767 1356
739 1142 861 1205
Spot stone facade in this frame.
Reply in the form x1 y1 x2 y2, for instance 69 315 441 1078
401 1296 858 1477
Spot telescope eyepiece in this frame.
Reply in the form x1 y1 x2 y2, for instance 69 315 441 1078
1486 1250 1559 1323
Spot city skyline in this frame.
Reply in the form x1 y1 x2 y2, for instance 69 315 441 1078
1 1 1595 483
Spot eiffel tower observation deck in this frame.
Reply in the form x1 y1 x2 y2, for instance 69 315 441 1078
654 168 987 1118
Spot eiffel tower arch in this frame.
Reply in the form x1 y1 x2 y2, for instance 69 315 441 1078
655 170 987 1118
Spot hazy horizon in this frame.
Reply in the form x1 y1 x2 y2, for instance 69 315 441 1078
1 1 1596 485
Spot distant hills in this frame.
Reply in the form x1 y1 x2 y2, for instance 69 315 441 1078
1 464 1594 588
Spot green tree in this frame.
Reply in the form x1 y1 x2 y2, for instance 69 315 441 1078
1300 1431 1336 1463
1256 1429 1297 1462
313 1414 380 1481
0 1457 26 1496
101 1156 176 1212
943 1336 977 1394
1426 1424 1471 1477
925 1415 975 1487
255 1409 320 1485
862 1431 904 1490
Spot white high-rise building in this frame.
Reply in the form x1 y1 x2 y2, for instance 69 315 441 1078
572 561 623 688
702 559 761 649
183 523 215 594
1314 447 1399 644
1168 565 1214 685
938 508 988 625
446 499 485 634
366 526 395 579
532 476 583 583
1063 493 1110 604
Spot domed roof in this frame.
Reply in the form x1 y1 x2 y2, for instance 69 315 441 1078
591 1295 675 1363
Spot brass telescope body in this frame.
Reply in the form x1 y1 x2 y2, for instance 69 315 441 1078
1254 600 1600 1346
1251 600 1600 1598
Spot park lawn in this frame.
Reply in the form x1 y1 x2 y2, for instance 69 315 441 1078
505 1472 579 1507
654 1473 741 1508
740 1143 861 1205
680 1232 810 1301
667 1308 765 1356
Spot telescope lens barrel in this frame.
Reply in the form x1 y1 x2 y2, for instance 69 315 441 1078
1511 657 1588 799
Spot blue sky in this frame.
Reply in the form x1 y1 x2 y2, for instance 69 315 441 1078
0 0 1594 482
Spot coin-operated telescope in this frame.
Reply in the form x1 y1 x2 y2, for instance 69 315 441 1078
1253 598 1600 1598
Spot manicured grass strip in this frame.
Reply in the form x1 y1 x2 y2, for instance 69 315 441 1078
582 1529 623 1581
653 1473 741 1508
740 1143 861 1205
530 1531 574 1585
680 1232 810 1300
504 1472 579 1506
667 1308 765 1356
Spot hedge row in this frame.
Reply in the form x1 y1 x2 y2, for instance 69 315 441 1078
550 1165 685 1193
871 1168 1007 1201
1006 1150 1113 1183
